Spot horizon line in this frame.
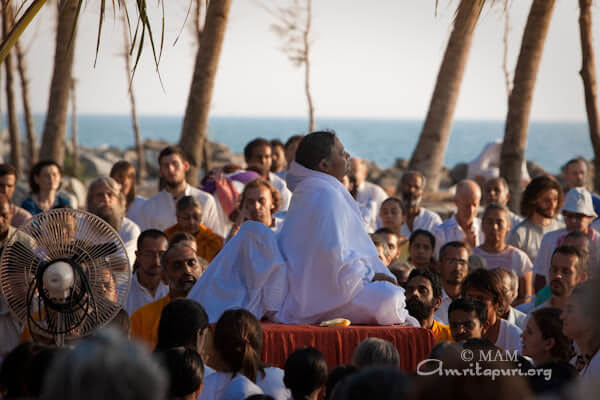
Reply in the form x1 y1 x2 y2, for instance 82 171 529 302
28 112 588 124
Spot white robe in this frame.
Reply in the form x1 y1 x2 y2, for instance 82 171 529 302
275 162 412 325
187 221 288 323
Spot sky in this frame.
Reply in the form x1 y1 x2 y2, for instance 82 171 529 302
20 0 595 120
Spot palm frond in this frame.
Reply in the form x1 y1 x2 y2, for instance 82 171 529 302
0 0 47 64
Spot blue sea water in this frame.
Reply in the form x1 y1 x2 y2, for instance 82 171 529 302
30 114 593 174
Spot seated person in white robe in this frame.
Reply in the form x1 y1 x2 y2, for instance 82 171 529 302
276 131 413 325
190 131 414 326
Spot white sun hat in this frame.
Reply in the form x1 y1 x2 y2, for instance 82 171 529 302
562 187 597 218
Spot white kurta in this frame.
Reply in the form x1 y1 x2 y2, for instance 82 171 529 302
401 207 443 237
275 162 412 325
140 185 225 236
125 196 146 228
269 172 292 211
433 215 484 257
119 217 141 269
124 272 169 315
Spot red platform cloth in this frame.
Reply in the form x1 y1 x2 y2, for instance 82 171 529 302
259 323 435 372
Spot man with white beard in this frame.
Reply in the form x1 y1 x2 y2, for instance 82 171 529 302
87 176 140 268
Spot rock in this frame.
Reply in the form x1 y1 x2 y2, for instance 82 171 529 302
394 158 409 170
61 176 87 209
78 151 114 177
526 160 549 179
449 163 468 185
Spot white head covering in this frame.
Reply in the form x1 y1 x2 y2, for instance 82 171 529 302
563 187 597 217
187 221 288 323
276 161 404 324
220 375 264 400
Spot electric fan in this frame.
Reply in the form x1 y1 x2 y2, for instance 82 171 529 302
0 208 131 345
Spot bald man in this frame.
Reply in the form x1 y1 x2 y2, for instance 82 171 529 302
349 157 387 232
433 180 484 256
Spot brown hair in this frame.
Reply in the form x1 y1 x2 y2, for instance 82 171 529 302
531 308 574 362
461 268 507 317
520 175 564 218
110 161 137 208
214 309 266 382
230 178 281 222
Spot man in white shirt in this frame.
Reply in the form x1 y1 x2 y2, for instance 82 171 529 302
87 177 140 268
244 138 292 211
349 157 388 233
433 179 484 257
532 188 598 292
0 164 32 227
141 146 224 235
124 229 169 315
506 175 565 263
398 171 442 237
434 241 469 325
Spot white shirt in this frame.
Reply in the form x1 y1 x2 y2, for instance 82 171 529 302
506 218 564 263
356 181 388 232
401 207 443 237
119 217 141 269
433 215 484 257
433 288 452 325
198 367 290 400
496 318 522 352
533 228 600 279
140 184 225 236
124 272 169 315
269 172 292 212
126 196 146 228
472 246 533 277
506 306 527 331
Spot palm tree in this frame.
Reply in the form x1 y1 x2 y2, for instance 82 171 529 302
16 39 37 168
3 2 22 175
578 0 600 192
122 15 146 183
179 0 232 186
38 0 79 165
500 0 556 211
408 0 485 192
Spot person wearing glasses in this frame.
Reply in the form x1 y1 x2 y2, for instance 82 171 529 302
433 241 470 325
130 242 206 349
124 230 169 315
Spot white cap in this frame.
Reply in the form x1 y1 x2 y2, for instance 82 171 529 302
562 188 597 217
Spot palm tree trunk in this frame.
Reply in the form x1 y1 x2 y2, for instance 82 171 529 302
15 40 37 168
3 2 21 175
303 0 314 132
179 0 232 186
500 0 556 211
39 0 78 165
408 0 485 191
578 0 600 193
70 78 78 173
123 16 146 183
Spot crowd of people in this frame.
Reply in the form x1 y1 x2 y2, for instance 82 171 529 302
0 131 599 399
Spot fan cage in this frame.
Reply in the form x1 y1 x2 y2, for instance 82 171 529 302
0 209 131 340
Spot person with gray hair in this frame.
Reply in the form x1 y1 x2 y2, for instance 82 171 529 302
351 338 400 369
40 328 167 400
87 176 141 268
398 170 442 237
491 268 527 330
130 242 205 349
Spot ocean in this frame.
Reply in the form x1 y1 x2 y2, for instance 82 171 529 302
31 114 593 174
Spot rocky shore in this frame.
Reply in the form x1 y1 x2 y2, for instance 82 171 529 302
1 133 554 218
